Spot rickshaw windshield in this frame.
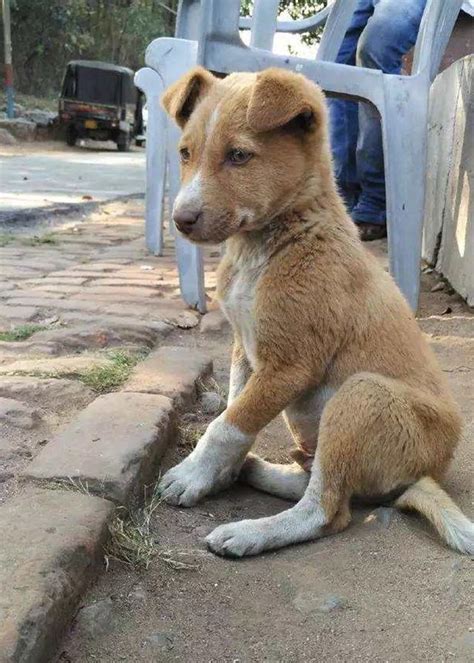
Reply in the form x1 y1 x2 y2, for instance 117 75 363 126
63 66 127 106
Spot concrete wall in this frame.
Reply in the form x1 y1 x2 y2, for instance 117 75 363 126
423 55 474 306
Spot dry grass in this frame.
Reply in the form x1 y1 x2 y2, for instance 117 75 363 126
178 423 206 453
55 477 205 570
45 469 205 572
105 485 204 571
44 477 106 497
106 507 158 569
196 375 227 400
177 375 227 452
177 374 226 452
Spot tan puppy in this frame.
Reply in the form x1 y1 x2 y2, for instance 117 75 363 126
159 66 473 558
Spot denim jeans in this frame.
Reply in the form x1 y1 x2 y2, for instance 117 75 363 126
328 0 427 225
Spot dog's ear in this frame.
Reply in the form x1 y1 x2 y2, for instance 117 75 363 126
247 68 324 133
162 66 216 128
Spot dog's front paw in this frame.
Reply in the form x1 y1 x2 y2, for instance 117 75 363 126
206 519 267 558
158 460 212 507
159 456 236 507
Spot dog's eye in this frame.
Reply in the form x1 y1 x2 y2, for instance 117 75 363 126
227 148 252 166
180 147 190 162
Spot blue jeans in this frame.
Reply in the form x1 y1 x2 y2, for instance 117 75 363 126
329 0 427 225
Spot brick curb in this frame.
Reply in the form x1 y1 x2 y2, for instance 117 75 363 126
123 345 213 409
3 345 213 661
23 391 176 504
23 347 212 504
0 488 114 663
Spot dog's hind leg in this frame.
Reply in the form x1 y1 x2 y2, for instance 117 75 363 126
239 453 309 501
207 451 343 557
206 371 456 558
282 385 337 467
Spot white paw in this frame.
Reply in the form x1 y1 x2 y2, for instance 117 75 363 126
159 458 237 507
158 460 212 507
206 519 268 558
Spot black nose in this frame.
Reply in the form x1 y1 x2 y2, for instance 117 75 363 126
173 210 200 235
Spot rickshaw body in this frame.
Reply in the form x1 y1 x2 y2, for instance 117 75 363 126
58 60 143 151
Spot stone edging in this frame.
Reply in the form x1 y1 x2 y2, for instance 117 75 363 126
0 345 212 663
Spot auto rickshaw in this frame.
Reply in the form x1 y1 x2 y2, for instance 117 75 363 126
58 60 144 151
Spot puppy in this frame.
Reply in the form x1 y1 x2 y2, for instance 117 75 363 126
158 66 473 558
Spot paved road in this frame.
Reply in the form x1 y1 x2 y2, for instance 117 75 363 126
0 142 145 222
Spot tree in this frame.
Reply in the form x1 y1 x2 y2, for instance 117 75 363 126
1 0 178 96
2 1 328 98
241 0 328 46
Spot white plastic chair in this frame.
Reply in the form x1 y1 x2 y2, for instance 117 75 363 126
135 40 206 311
135 0 462 312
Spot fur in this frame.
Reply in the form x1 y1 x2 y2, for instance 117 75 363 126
159 66 472 558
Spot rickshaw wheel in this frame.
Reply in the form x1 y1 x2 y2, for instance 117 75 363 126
66 126 77 147
117 132 131 152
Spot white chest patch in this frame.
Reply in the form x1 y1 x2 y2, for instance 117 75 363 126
222 251 266 369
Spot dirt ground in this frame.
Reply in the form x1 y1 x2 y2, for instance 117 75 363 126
60 254 474 663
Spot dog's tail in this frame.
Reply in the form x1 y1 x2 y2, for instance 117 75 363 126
395 477 474 555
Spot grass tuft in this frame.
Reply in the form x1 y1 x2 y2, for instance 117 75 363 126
21 233 58 246
105 485 203 571
78 348 148 393
0 234 14 247
106 508 158 569
0 323 48 342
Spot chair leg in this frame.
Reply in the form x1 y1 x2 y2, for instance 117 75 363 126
134 67 166 256
381 77 429 311
145 37 207 313
250 0 279 50
167 111 207 313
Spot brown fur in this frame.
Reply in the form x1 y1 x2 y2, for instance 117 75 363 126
162 67 472 554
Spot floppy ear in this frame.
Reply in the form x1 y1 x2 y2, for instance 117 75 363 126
161 66 216 128
247 68 323 133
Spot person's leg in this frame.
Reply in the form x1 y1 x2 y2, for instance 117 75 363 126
328 0 375 212
352 0 427 238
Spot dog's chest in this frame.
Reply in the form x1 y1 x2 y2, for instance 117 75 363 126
221 258 265 368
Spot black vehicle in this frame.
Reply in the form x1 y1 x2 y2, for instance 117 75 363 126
58 60 144 151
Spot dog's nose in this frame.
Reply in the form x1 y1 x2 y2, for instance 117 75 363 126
173 209 200 235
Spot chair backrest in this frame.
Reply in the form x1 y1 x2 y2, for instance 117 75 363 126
245 0 279 51
178 0 463 81
175 0 201 40
412 0 464 81
315 0 358 62
239 0 356 60
239 0 463 79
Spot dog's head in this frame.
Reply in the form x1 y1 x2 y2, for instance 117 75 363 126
162 67 331 244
